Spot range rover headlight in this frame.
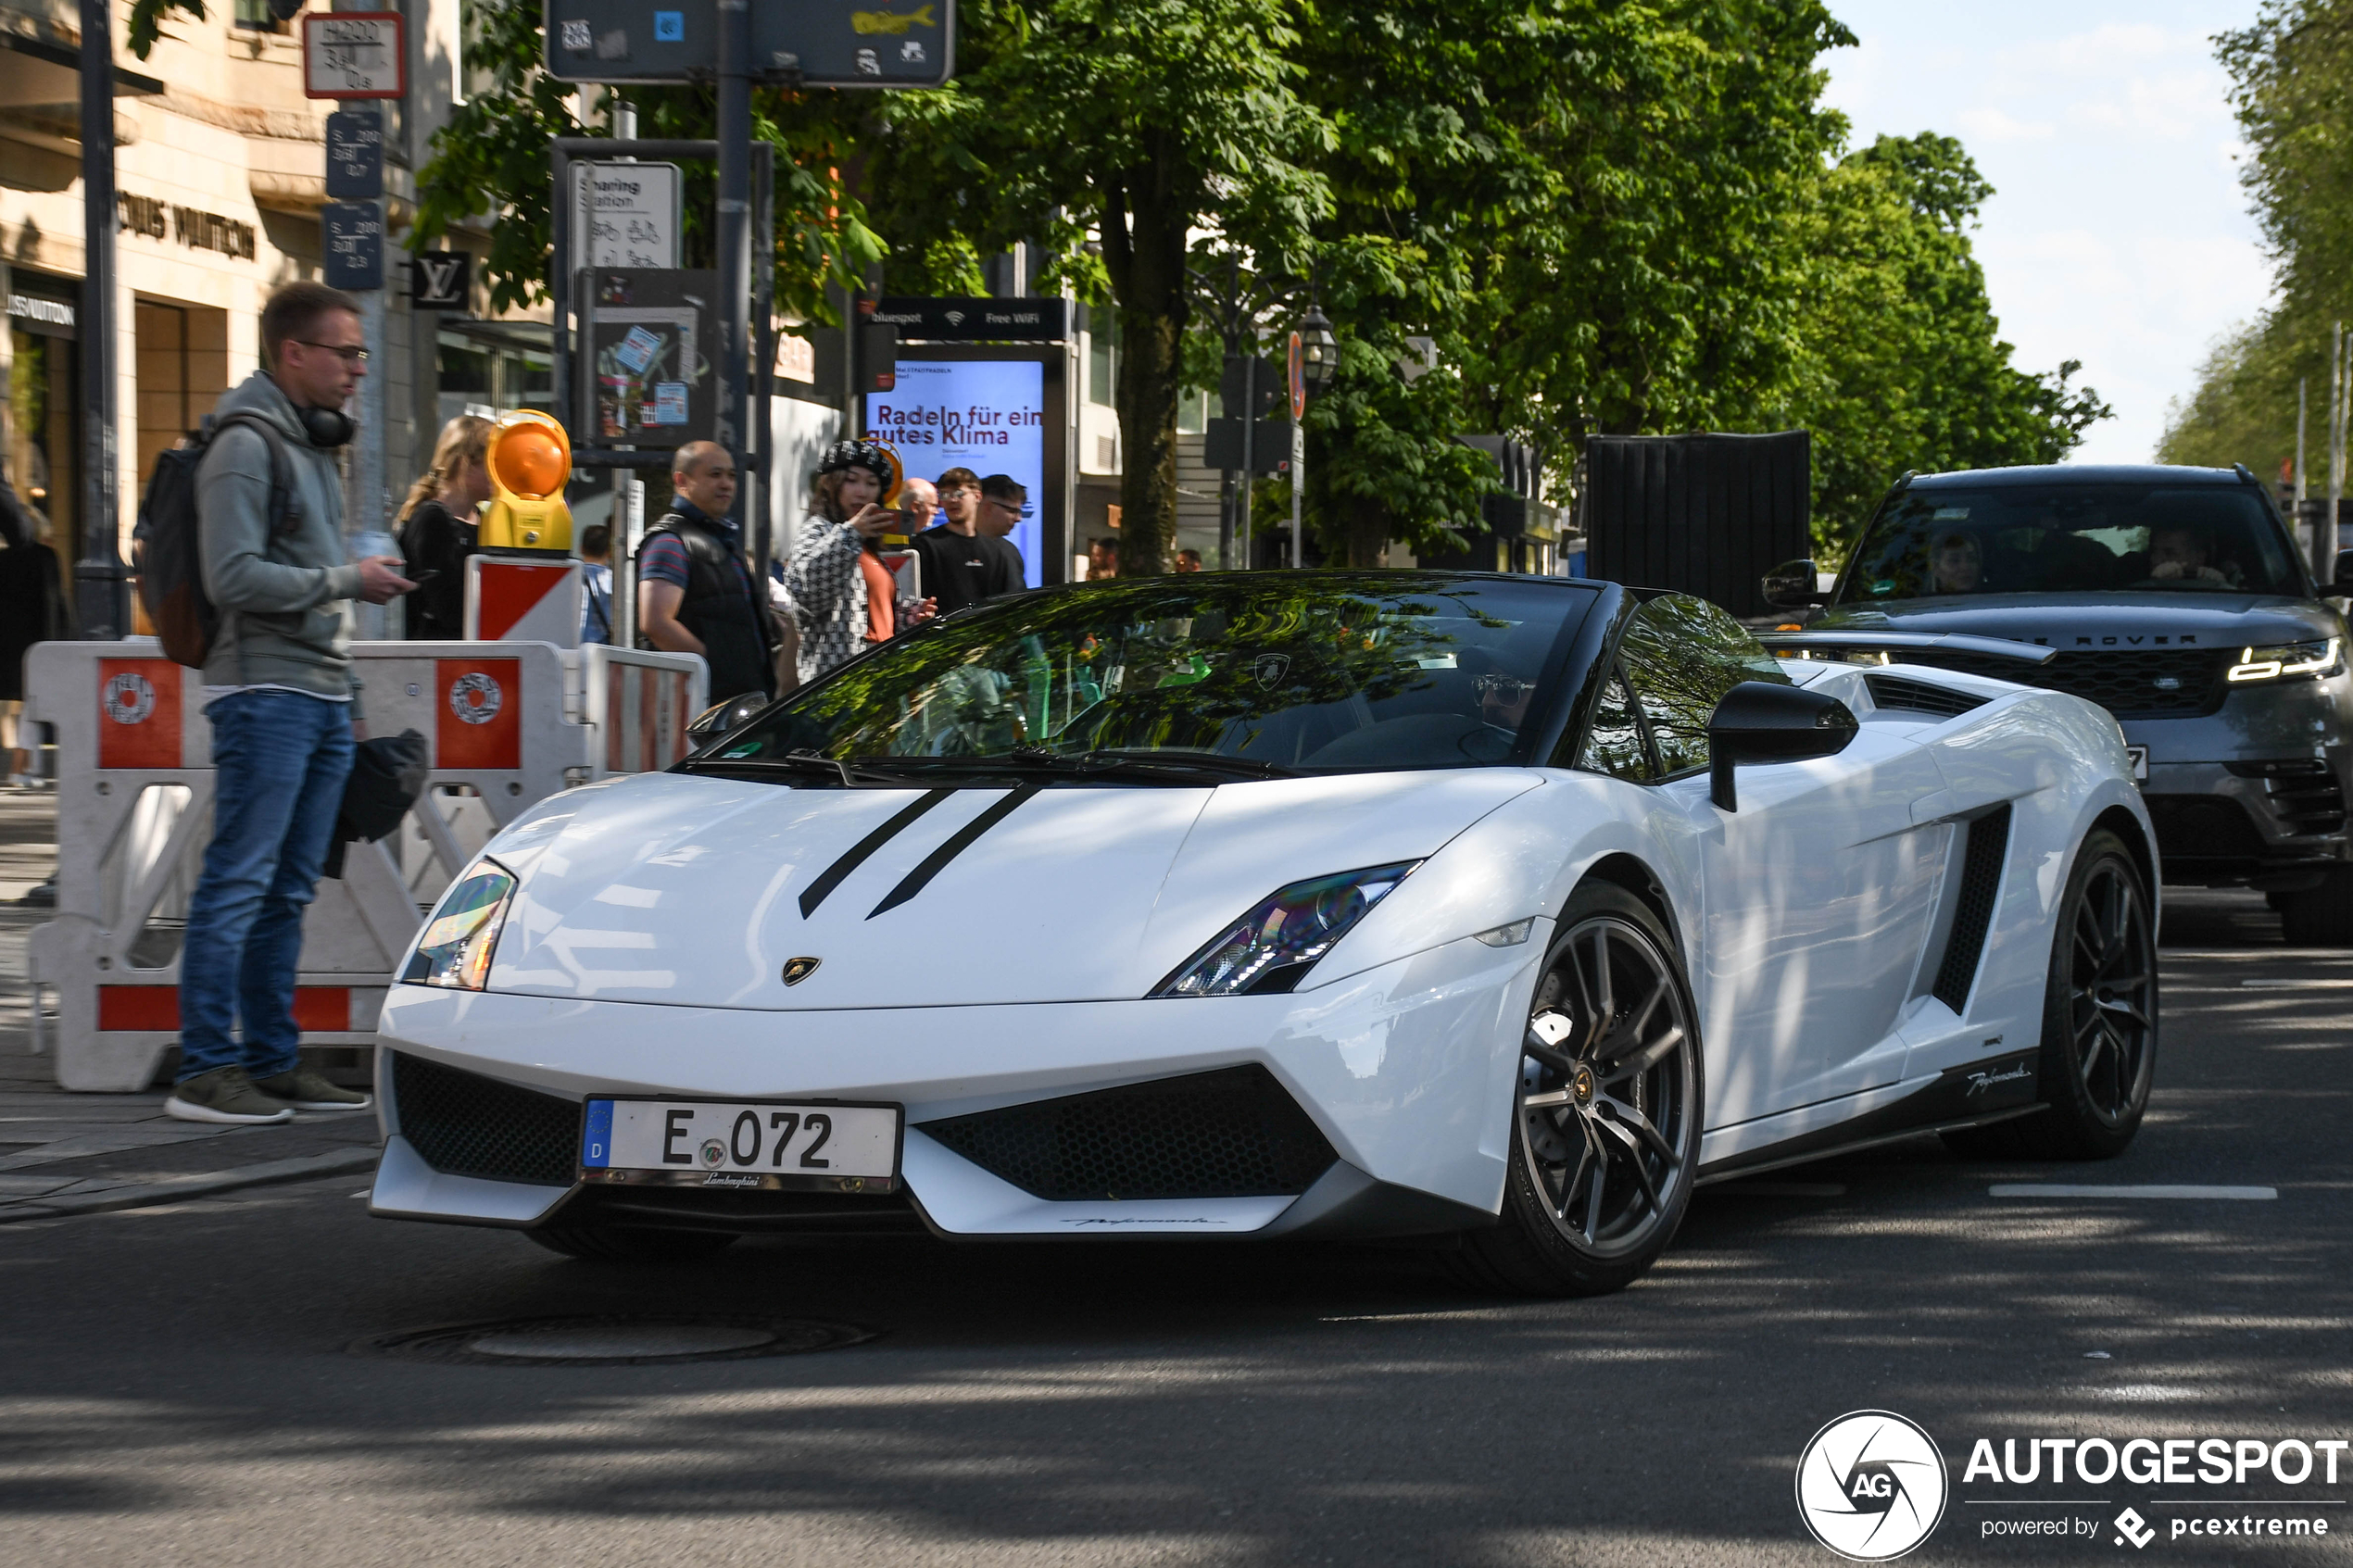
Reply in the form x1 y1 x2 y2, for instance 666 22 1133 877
2227 638 2342 684
1152 861 1420 997
401 861 516 990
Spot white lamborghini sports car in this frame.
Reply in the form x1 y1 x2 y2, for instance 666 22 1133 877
371 572 2158 1296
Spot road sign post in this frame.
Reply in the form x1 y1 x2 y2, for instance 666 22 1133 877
310 4 402 620
1287 331 1305 569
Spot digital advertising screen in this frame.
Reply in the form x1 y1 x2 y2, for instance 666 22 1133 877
867 358 1045 586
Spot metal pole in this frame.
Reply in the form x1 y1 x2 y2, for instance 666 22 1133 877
715 0 751 504
74 0 124 638
2332 325 2346 589
552 143 573 439
1236 355 1255 571
1290 420 1303 569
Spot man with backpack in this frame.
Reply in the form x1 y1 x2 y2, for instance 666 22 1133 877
161 282 413 1124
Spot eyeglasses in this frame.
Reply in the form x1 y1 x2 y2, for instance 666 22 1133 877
296 340 370 364
986 496 1035 519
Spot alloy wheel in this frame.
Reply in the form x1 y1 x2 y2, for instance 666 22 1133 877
2068 859 2155 1125
1518 914 1697 1258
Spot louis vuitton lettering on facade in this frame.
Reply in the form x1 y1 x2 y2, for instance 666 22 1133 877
116 193 258 260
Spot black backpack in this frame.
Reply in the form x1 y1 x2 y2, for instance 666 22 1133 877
132 411 297 668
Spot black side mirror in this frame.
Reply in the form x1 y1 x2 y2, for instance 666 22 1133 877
1705 681 1858 812
686 693 770 755
2331 547 2353 592
1761 558 1824 611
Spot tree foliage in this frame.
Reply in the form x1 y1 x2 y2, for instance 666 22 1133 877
408 0 2107 571
2159 1 2353 479
1787 134 2112 549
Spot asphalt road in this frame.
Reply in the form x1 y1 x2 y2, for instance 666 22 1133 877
2 889 2345 1568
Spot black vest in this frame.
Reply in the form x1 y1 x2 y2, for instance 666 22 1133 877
638 511 774 702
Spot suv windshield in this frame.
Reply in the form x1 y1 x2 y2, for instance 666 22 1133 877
707 575 1592 775
1842 483 2304 601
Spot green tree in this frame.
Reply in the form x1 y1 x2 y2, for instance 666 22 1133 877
2158 2 2352 478
1784 133 2111 554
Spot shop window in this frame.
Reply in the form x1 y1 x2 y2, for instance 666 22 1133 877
437 330 554 431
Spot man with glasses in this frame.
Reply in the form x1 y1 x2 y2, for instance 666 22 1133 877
977 473 1030 581
170 282 413 1125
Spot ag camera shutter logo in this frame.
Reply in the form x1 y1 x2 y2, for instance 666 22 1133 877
1795 1410 1949 1561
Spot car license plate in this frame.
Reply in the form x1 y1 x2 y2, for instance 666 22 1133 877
2125 745 2149 782
581 1098 901 1193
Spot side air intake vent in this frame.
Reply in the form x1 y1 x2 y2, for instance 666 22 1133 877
392 1051 581 1185
1932 805 2012 1014
1865 672 1987 721
920 1065 1338 1201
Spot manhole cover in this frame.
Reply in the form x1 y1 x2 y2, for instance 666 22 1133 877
357 1315 874 1366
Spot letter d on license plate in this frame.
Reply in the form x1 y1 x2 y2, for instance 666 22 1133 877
581 1098 901 1193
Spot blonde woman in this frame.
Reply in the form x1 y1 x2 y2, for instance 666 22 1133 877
397 414 493 637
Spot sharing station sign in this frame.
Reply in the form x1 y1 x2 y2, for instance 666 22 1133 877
543 0 955 86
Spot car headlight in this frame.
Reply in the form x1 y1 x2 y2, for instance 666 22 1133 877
400 861 516 990
1152 861 1420 997
2228 638 2342 684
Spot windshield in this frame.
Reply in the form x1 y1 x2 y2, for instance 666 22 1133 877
1841 483 2305 601
709 575 1593 776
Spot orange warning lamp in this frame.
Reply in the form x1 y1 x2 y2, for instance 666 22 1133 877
479 410 574 552
875 441 910 545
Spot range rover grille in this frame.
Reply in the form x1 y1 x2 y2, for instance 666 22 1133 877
1894 647 2228 719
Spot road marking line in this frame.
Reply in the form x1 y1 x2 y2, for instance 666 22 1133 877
2238 977 2353 988
1990 1184 2276 1199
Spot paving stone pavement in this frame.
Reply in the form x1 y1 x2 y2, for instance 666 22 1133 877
0 790 382 1222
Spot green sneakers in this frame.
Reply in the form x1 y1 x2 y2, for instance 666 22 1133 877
164 1066 295 1125
250 1066 372 1111
164 1065 372 1122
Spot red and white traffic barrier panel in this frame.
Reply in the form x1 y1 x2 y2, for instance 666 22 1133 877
21 637 701 1092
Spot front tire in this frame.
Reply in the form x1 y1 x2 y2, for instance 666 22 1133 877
1451 883 1702 1298
528 1224 741 1262
2019 829 2158 1160
2276 864 2353 946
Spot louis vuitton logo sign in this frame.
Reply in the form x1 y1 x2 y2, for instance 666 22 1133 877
410 250 472 309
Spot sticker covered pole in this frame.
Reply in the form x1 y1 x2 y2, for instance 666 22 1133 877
714 0 752 517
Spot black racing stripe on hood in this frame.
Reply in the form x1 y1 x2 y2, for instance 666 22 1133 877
867 785 1042 920
799 788 953 918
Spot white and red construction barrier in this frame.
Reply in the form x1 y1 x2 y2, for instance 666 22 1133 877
22 638 705 1092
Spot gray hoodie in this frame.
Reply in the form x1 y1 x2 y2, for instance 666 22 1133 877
195 371 366 705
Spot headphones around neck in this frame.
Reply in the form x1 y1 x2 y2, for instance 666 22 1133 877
299 405 354 448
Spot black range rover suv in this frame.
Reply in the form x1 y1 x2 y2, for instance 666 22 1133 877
1776 464 2353 944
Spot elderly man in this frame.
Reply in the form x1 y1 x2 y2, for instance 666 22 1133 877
636 442 776 703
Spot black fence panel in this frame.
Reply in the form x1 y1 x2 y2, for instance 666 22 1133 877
1582 432 1810 617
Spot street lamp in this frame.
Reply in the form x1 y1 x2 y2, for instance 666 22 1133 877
1296 305 1338 398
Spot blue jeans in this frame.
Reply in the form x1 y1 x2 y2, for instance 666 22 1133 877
177 691 355 1082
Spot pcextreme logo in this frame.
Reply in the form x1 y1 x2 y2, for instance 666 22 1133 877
1796 1411 1951 1561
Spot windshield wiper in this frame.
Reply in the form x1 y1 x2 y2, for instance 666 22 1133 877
676 750 929 786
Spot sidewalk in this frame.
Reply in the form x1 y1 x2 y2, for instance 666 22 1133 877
0 790 381 1223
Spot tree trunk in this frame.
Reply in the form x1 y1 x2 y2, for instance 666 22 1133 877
1100 146 1189 577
